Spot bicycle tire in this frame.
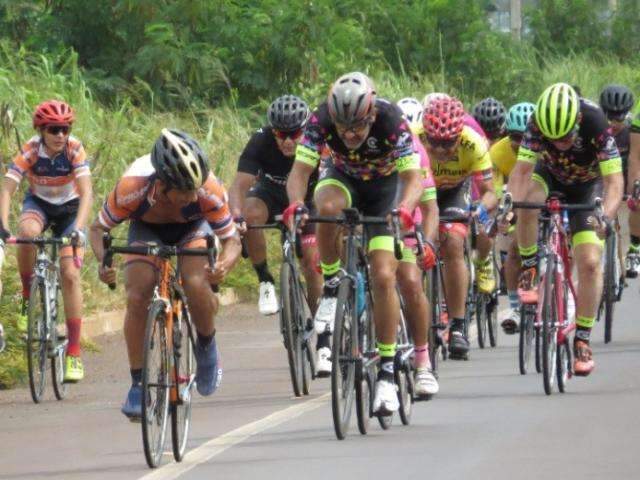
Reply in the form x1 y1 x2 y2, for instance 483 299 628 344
142 300 170 468
476 295 487 349
300 282 314 395
331 277 356 440
556 338 571 393
487 294 498 348
171 302 195 462
518 304 534 375
535 324 542 373
280 262 303 397
51 280 67 401
396 361 412 426
27 278 47 404
425 270 441 377
355 367 372 435
541 256 558 396
604 235 616 344
355 287 375 435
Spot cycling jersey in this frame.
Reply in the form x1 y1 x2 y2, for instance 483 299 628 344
423 125 493 190
295 99 420 180
238 127 318 188
518 99 621 185
489 136 517 196
631 107 640 133
6 135 90 205
98 155 235 239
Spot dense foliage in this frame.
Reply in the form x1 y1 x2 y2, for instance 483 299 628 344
1 0 638 109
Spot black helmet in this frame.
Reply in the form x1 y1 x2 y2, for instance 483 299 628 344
599 84 635 114
151 128 210 191
472 97 507 135
267 95 310 131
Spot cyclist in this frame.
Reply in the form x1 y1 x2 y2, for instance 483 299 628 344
599 85 638 277
286 72 423 414
629 102 640 275
419 95 497 359
493 102 536 333
0 100 92 381
424 93 488 139
89 129 241 419
229 95 321 317
396 97 440 396
507 83 623 376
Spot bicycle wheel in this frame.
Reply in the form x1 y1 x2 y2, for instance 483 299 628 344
355 289 374 435
535 324 542 373
355 366 372 435
280 262 304 397
331 277 357 440
425 270 441 377
300 286 314 395
142 300 170 468
603 236 616 344
396 360 412 426
556 338 571 393
518 304 535 375
27 278 47 404
476 295 487 349
171 303 195 462
487 295 498 348
50 280 67 401
541 257 558 396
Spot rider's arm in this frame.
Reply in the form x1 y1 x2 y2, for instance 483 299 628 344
286 159 314 205
602 171 623 220
476 175 497 212
228 172 256 219
214 233 242 280
506 160 535 203
89 218 109 263
398 168 423 212
73 175 93 231
628 131 640 196
0 177 18 230
419 198 439 243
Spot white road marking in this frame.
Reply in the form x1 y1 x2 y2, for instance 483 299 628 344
138 393 329 480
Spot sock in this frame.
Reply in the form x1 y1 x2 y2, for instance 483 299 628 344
414 344 431 369
197 329 216 348
253 261 274 284
20 273 33 300
130 368 143 385
451 317 465 333
519 244 538 269
629 236 640 251
321 260 341 295
316 332 331 350
508 290 520 310
575 325 591 343
65 317 82 357
377 342 396 381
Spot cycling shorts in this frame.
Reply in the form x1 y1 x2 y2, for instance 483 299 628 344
437 178 471 238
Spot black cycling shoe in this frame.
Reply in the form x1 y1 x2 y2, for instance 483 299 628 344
448 330 470 360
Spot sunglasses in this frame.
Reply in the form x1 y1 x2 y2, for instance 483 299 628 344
45 125 71 135
425 136 458 149
335 118 373 135
273 128 303 141
606 112 627 123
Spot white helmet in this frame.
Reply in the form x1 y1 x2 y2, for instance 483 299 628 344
397 97 423 129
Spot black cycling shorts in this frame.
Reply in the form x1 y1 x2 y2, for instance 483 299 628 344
247 180 315 235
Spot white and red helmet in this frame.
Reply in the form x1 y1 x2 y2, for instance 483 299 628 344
423 96 465 140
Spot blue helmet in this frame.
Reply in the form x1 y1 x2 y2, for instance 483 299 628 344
506 102 535 133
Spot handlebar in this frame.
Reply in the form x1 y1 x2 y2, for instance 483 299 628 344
6 234 82 267
102 232 219 291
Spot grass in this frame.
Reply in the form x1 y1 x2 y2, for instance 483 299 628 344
1 45 639 386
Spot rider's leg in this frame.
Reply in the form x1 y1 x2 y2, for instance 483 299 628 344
475 231 496 293
243 196 271 280
299 234 322 315
440 229 468 320
573 237 603 339
59 257 83 356
123 261 157 372
397 258 430 367
516 176 546 298
17 216 43 301
369 246 400 380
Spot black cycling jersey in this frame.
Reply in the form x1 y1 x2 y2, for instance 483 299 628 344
238 127 318 188
614 125 630 163
296 99 419 180
631 108 640 134
518 99 621 185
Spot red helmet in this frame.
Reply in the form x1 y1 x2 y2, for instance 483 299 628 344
423 96 465 140
32 100 75 128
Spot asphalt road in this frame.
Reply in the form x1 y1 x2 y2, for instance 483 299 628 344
1 283 639 480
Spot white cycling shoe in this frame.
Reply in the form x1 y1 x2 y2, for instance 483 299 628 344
501 308 521 334
414 367 439 397
258 282 279 316
316 347 332 377
314 296 337 334
372 379 399 415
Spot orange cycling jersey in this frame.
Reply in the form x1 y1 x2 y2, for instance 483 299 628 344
6 135 90 205
98 155 235 239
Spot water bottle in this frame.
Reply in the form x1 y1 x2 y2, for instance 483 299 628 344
356 271 366 318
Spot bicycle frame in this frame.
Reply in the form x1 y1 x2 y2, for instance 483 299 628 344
535 200 577 345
